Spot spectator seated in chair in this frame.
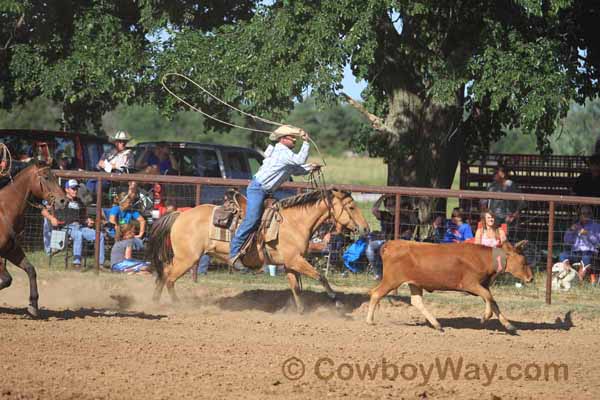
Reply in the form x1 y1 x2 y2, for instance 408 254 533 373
107 191 146 248
110 224 150 274
473 211 507 247
442 207 474 243
559 205 600 285
41 179 105 268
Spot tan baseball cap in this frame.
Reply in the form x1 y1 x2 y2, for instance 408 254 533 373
268 125 306 141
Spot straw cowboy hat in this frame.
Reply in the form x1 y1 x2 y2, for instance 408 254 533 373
110 130 132 142
269 125 306 141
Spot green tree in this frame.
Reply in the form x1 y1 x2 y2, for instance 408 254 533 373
0 0 256 132
492 97 600 155
285 98 367 156
0 96 61 130
154 0 600 197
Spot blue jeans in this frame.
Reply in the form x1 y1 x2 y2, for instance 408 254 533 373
229 179 267 259
68 223 105 265
559 250 595 266
197 255 210 274
366 239 385 277
43 219 52 255
112 259 149 272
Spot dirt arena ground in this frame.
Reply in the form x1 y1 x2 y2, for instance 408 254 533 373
1 269 598 400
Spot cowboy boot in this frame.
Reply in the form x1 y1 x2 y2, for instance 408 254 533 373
228 254 249 273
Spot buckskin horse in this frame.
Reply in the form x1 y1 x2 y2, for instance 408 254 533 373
0 163 68 317
148 189 370 312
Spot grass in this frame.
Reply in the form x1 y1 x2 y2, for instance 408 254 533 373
309 155 387 186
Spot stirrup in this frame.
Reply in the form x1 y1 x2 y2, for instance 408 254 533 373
228 255 248 273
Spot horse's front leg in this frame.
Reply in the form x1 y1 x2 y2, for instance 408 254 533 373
5 247 39 317
286 255 341 307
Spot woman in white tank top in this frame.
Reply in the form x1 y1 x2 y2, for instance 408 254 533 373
475 211 507 248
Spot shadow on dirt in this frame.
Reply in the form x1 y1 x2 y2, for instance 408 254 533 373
405 311 575 333
0 306 166 321
215 289 389 315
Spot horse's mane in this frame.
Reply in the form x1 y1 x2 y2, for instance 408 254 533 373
278 190 330 209
278 189 352 210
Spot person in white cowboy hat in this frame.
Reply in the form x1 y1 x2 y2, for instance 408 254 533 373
97 130 134 173
228 124 320 270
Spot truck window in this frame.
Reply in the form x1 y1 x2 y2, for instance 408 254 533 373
53 138 75 169
222 149 251 179
179 148 221 177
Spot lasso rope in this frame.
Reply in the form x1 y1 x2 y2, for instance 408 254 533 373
161 72 327 167
0 143 12 177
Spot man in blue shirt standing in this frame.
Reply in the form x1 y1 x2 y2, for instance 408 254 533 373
228 125 319 269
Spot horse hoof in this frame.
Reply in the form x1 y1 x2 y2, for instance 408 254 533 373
334 300 344 309
27 305 39 318
506 324 517 334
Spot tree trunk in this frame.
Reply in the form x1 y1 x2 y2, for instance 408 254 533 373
377 88 465 222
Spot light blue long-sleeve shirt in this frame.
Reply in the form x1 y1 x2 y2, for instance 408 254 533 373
563 220 600 253
254 142 311 191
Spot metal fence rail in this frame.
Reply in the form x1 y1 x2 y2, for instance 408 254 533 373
13 169 600 305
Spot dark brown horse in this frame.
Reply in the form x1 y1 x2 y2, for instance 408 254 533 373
0 163 68 317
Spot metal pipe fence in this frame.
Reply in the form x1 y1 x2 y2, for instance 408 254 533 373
14 170 600 305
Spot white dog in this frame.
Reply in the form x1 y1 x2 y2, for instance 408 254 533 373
551 261 585 291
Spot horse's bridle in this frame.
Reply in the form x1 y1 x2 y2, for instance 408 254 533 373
28 166 58 209
324 191 362 234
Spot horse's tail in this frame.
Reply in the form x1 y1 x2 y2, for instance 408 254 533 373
147 211 181 280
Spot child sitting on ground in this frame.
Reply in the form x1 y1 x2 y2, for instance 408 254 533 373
110 224 150 274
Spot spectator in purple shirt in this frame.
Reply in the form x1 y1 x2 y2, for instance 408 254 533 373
560 205 600 284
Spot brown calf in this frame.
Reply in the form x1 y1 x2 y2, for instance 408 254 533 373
366 240 533 333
